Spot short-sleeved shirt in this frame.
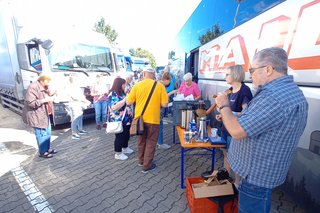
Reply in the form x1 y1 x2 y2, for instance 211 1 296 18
222 83 253 137
165 73 176 93
228 75 308 188
178 82 201 98
91 83 108 102
107 91 132 125
127 79 168 124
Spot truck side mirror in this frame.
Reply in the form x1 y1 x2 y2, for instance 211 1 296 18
41 39 53 50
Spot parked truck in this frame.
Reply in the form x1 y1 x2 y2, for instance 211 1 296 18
172 0 320 211
0 9 124 125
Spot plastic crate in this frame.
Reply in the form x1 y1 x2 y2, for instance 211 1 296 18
186 177 238 213
186 177 218 213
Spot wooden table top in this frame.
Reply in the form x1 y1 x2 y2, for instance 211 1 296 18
176 126 226 148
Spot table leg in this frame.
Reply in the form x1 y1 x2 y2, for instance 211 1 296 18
211 148 215 171
173 125 176 144
181 147 185 188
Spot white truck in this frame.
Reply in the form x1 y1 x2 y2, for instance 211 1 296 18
0 10 123 125
172 0 320 211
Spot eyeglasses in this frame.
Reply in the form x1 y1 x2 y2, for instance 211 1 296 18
249 65 267 75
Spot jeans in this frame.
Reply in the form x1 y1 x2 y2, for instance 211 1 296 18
71 114 83 134
238 179 272 213
157 119 163 145
34 119 51 155
94 101 108 125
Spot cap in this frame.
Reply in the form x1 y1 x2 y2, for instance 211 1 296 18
143 68 155 73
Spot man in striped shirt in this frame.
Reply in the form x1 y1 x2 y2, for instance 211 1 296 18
216 47 308 213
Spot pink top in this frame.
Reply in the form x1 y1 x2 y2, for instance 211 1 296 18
178 82 201 98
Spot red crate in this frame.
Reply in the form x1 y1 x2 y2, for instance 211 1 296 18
186 177 218 213
186 176 238 213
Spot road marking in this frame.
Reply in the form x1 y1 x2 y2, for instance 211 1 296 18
11 167 54 213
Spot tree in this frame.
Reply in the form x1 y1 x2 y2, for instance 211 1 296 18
94 17 118 44
199 24 224 45
129 48 135 56
130 48 157 69
168 51 175 60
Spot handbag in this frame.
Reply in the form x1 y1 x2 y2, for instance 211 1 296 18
106 109 125 134
130 81 157 136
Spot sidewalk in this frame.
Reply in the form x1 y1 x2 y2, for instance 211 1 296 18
0 106 304 212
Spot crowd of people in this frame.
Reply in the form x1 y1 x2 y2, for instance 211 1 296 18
22 47 308 213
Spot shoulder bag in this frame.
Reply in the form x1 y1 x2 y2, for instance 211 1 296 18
130 81 157 136
106 108 126 134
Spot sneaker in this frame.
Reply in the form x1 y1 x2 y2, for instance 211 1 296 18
96 125 101 130
78 130 88 135
115 153 128 160
157 144 171 149
138 163 143 167
72 134 80 139
122 147 134 154
142 163 156 173
102 123 107 128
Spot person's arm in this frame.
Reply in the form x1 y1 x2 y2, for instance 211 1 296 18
126 86 135 106
194 83 201 100
160 84 169 108
167 89 178 97
215 92 247 140
112 98 126 111
25 86 53 109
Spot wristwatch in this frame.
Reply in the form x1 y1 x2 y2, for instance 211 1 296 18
219 105 230 110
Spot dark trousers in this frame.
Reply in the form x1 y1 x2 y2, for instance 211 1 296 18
114 124 131 152
138 123 159 170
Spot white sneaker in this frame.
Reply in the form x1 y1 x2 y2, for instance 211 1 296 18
115 153 128 160
157 144 171 149
72 134 81 139
122 147 134 154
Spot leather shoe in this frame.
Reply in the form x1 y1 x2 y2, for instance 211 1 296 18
48 149 58 154
39 152 53 158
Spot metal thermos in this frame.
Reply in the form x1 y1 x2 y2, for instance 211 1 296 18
181 109 187 128
180 107 194 130
198 116 208 140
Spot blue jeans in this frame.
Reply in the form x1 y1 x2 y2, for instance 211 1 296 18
238 179 272 213
94 101 108 125
34 119 51 155
157 119 163 145
71 114 83 134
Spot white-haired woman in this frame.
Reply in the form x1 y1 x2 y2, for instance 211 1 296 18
177 72 201 100
216 64 253 187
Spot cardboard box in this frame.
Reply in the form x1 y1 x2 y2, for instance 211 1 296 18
191 171 234 199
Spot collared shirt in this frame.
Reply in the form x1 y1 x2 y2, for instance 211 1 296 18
127 79 168 124
228 75 308 188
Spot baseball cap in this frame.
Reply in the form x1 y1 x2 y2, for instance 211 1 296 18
143 68 155 73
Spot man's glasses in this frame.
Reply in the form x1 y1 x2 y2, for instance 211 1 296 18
249 65 267 75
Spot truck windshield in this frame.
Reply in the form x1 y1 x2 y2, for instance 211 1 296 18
49 43 114 72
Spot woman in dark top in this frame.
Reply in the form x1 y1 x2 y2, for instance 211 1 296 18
107 77 133 160
216 65 253 187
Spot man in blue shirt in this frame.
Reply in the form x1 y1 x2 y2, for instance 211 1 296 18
215 47 308 213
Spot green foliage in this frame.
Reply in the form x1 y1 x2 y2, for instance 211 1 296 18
130 48 157 69
94 17 118 44
129 48 135 56
199 24 224 45
168 50 175 60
